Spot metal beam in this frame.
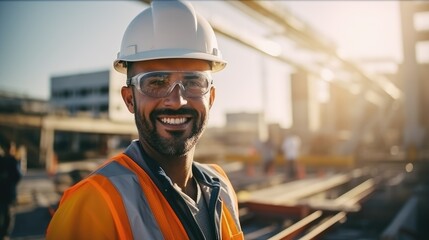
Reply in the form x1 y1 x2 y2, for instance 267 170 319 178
232 1 337 55
0 113 136 135
209 20 307 73
41 115 136 135
0 113 42 128
230 1 397 100
381 196 419 240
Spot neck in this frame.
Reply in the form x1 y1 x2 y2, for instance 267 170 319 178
160 152 195 190
139 140 195 190
162 155 197 200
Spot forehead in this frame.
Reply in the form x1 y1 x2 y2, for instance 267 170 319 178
129 59 211 76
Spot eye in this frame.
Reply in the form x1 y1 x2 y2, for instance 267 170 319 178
143 74 169 88
184 75 206 88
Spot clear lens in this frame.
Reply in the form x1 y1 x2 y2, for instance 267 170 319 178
130 71 212 98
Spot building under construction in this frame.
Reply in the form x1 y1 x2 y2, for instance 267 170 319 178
1 1 428 239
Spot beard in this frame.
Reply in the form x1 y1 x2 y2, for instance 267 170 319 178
134 107 208 157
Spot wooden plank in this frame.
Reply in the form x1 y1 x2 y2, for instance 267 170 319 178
299 212 347 240
242 202 310 218
304 178 375 212
268 211 323 240
244 173 353 205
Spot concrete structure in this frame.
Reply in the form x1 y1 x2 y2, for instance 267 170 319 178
0 91 48 115
399 1 429 150
46 69 135 168
51 70 110 117
50 68 132 123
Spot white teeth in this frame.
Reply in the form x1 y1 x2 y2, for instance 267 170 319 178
160 117 187 125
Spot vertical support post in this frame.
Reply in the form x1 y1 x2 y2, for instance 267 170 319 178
40 121 54 173
400 2 424 152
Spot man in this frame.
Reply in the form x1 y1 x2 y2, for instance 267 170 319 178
254 138 276 176
0 139 21 240
281 132 301 180
46 1 243 239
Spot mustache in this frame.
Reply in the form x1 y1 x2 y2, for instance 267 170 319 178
150 108 199 119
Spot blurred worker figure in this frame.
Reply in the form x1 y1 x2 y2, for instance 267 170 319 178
10 144 27 176
282 132 301 180
0 139 22 240
255 138 276 176
16 145 27 176
47 1 243 239
47 152 58 178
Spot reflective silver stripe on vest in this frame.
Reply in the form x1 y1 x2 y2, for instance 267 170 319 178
96 161 165 240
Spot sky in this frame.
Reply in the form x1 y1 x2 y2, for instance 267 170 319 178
283 1 402 62
0 1 403 127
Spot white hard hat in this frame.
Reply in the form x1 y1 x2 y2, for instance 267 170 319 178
113 0 226 74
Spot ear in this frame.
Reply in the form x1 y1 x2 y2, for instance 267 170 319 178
121 86 135 113
209 86 216 109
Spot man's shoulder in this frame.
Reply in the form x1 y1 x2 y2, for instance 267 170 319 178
0 155 19 174
0 154 17 164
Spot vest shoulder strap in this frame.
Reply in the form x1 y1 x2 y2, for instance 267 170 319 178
95 161 165 239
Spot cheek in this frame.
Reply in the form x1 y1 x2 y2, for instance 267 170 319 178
192 97 211 114
134 99 153 119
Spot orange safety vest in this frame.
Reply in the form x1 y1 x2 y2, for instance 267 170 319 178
46 141 243 240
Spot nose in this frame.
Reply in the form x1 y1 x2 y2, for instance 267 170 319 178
163 83 188 108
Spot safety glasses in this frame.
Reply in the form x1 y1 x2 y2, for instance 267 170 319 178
127 71 213 98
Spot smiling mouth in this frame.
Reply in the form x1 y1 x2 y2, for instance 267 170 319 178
159 117 190 125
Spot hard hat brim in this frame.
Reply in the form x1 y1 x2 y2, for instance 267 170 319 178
114 48 227 74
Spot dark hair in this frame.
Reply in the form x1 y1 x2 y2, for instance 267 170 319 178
125 61 134 81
